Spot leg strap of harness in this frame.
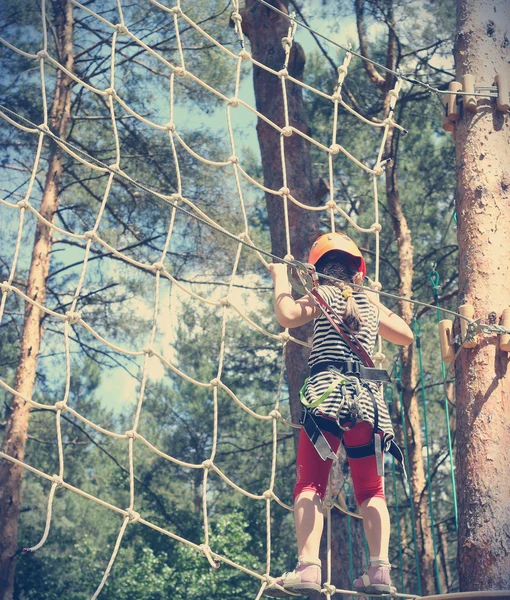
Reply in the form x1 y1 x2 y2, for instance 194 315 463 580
300 406 408 482
366 387 384 477
300 408 340 462
342 438 407 481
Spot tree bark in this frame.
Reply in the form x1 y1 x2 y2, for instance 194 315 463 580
240 0 320 436
0 2 74 597
354 0 440 591
385 126 439 595
454 0 510 589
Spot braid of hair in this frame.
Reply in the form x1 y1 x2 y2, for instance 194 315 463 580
316 251 363 333
337 280 362 332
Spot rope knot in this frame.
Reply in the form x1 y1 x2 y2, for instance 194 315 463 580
52 474 64 487
326 199 337 210
323 499 335 510
370 281 382 292
209 378 219 387
115 23 128 34
279 331 290 343
329 143 340 155
202 459 214 470
283 254 294 262
170 6 182 15
278 68 289 79
199 544 220 569
281 126 293 137
54 401 67 413
143 346 154 357
238 49 251 61
231 11 242 24
269 409 281 420
0 281 10 295
104 87 116 98
238 231 249 241
84 230 98 241
152 261 164 272
165 122 176 132
219 297 230 307
66 311 81 325
332 92 342 102
36 50 48 60
373 352 386 364
279 186 290 196
323 583 336 595
169 193 182 203
337 65 348 75
263 489 274 500
109 163 120 172
125 508 140 523
228 97 239 108
17 199 30 210
374 166 384 176
228 155 239 164
371 223 382 233
125 429 137 439
262 574 273 586
281 36 292 49
174 66 186 78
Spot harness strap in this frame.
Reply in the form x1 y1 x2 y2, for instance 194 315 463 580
310 360 391 383
342 438 407 481
310 288 375 367
366 386 384 477
300 408 408 480
299 409 339 462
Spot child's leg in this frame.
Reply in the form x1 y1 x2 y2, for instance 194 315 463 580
293 427 341 559
263 428 341 596
344 422 393 592
360 496 391 561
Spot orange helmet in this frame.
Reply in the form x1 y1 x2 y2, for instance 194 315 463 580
308 232 366 277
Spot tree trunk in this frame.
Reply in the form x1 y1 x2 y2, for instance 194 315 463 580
355 0 441 587
0 2 74 597
240 0 320 435
240 1 363 591
454 0 510 589
385 127 439 594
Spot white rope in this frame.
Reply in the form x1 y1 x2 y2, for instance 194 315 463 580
0 2 487 597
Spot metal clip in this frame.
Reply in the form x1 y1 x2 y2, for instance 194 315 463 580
287 260 318 295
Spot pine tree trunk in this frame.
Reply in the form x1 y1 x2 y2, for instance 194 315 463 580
240 0 320 435
385 127 440 594
0 2 74 597
454 0 510 589
354 0 441 588
385 129 436 595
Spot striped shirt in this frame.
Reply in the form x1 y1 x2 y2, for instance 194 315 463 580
304 285 394 442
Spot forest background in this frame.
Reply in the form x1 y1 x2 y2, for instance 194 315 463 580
0 0 465 598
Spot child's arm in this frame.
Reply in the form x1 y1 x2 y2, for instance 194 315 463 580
268 263 320 328
364 287 414 346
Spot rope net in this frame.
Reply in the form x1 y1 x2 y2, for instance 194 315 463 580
0 0 484 597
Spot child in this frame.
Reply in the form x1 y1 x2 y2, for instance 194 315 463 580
266 232 414 597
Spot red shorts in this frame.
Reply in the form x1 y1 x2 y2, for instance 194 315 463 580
293 421 385 505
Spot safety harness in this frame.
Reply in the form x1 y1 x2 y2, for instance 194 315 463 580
288 261 407 480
